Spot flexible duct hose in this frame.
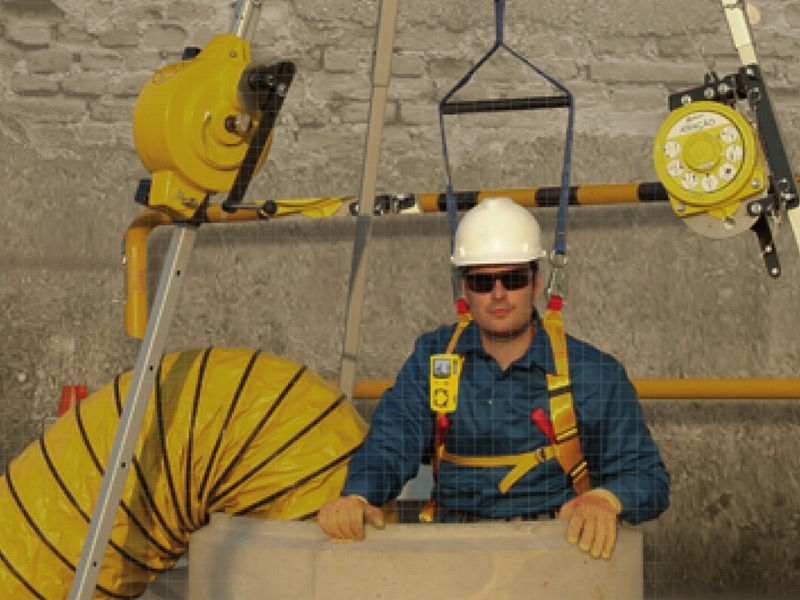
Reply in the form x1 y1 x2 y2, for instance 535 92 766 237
0 348 367 598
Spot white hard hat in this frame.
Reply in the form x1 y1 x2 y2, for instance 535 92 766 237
451 197 547 267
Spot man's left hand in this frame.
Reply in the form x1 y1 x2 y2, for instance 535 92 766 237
558 489 622 559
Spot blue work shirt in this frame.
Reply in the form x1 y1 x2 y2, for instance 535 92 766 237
343 314 670 525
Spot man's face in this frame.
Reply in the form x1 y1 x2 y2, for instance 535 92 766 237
461 264 541 340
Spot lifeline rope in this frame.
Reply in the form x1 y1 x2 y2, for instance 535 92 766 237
438 0 576 303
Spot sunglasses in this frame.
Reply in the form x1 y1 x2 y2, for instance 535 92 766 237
463 267 532 294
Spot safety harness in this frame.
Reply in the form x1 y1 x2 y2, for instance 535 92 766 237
419 298 591 522
422 0 586 522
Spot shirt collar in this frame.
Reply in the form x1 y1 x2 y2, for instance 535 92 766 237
452 309 556 373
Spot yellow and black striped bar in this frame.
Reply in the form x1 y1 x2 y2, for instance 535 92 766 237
415 182 671 213
415 174 800 213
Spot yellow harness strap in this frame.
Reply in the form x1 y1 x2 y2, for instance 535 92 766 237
420 311 473 522
445 311 473 355
541 307 592 495
440 445 558 494
430 311 473 471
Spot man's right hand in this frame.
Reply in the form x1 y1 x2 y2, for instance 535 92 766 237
317 496 385 541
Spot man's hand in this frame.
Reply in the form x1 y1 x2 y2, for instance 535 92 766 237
317 495 385 541
558 489 622 559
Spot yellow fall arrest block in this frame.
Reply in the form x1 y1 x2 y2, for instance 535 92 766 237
653 100 767 239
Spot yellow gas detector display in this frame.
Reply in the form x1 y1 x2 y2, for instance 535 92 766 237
429 354 461 413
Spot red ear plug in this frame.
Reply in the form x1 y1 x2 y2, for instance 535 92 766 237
531 408 556 444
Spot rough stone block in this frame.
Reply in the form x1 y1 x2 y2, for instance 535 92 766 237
6 21 52 47
15 123 80 158
610 84 671 113
26 48 72 74
73 122 115 146
392 53 425 78
88 99 137 124
589 60 703 85
398 102 438 125
2 98 86 124
61 73 108 97
98 28 140 49
387 76 434 102
656 35 703 58
11 73 59 96
118 49 165 73
787 4 800 29
55 24 93 45
291 101 332 128
111 73 151 98
164 1 221 23
307 72 371 102
592 35 658 59
142 24 188 50
323 49 367 73
294 0 377 27
188 515 643 600
111 122 135 149
429 57 474 81
79 50 123 72
394 26 465 53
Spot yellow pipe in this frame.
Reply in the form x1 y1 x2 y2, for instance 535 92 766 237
125 211 172 338
124 197 344 338
124 207 265 338
633 378 800 399
343 378 800 400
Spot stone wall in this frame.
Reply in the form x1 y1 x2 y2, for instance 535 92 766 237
2 1 800 598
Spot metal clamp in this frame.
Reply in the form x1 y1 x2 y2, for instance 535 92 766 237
545 251 568 303
349 193 417 216
533 446 551 465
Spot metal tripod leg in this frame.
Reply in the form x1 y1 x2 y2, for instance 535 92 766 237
68 222 199 600
338 0 399 400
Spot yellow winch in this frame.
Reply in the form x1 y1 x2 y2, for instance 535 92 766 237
653 100 767 239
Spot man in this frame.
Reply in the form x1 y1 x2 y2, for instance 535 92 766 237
319 197 669 560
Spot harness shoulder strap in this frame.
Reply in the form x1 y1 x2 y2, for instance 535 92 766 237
433 309 473 467
541 306 591 494
419 310 471 522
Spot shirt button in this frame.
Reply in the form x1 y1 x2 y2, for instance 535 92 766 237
488 398 493 405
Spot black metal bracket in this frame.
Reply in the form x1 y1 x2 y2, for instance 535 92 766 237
222 61 296 213
667 71 742 110
134 178 152 206
739 64 799 213
750 214 781 277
